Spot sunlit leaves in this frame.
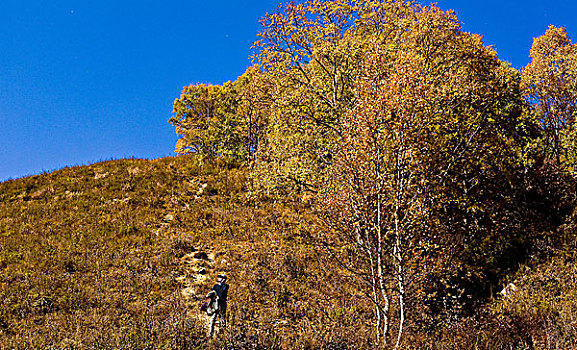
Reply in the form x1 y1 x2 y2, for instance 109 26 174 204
322 2 530 346
521 25 577 166
171 82 239 157
251 0 371 194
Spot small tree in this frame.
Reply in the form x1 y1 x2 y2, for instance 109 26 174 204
170 81 247 160
521 25 577 166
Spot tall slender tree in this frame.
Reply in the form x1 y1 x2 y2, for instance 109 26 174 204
522 25 577 166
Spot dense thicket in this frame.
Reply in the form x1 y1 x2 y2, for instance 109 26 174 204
169 0 577 348
2 0 576 349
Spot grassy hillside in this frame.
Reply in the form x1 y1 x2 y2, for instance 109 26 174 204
1 156 206 348
0 156 366 349
1 156 576 349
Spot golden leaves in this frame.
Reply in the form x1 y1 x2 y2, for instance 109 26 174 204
521 25 577 164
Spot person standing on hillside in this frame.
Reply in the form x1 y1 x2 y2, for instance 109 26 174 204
207 274 229 337
213 274 228 323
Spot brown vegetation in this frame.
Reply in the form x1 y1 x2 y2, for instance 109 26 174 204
0 156 374 349
1 155 576 349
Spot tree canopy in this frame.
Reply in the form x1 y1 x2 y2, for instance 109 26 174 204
521 25 577 169
170 1 577 347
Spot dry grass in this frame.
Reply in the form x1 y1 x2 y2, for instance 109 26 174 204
0 156 366 349
2 155 577 349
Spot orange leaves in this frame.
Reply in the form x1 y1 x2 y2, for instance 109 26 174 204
530 25 573 59
326 4 529 342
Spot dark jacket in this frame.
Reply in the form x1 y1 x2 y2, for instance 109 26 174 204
212 282 229 304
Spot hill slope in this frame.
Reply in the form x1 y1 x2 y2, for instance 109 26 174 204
1 156 576 349
0 156 363 349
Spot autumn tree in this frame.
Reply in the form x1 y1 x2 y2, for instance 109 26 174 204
521 25 577 168
321 3 529 348
170 82 244 159
235 65 272 162
250 0 374 193
169 0 560 346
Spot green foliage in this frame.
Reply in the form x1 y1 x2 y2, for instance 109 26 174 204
170 82 248 160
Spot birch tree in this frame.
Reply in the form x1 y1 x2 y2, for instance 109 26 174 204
323 3 526 347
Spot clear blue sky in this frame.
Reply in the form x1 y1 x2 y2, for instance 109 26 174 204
1 0 576 181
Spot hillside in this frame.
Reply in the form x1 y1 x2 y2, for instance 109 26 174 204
0 156 366 349
1 156 576 349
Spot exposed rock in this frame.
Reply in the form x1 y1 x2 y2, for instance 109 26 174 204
181 287 195 298
500 283 518 298
94 172 109 180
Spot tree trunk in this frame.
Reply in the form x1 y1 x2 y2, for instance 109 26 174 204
393 207 405 350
